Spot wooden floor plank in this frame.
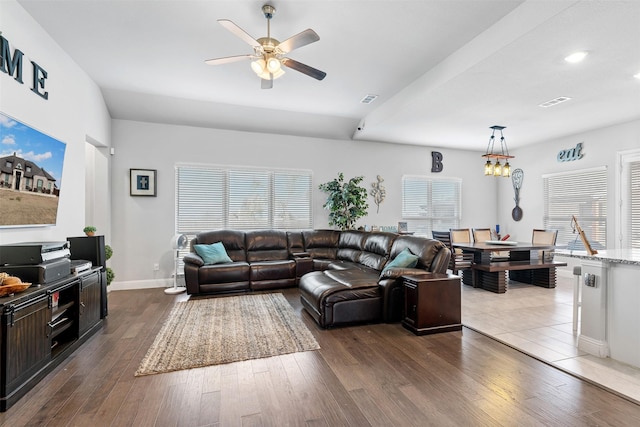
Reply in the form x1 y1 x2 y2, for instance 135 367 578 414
1 286 639 427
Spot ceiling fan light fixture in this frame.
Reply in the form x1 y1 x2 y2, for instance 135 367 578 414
266 57 281 73
209 4 325 88
257 68 285 80
251 58 266 74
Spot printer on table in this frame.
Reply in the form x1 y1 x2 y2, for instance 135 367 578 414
0 241 72 284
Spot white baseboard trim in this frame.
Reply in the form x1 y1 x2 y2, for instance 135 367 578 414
109 278 172 291
578 335 610 358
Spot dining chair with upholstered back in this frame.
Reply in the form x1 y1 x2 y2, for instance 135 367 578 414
473 227 505 260
432 230 473 280
473 227 511 260
532 229 558 261
472 228 492 243
448 228 475 284
450 228 472 245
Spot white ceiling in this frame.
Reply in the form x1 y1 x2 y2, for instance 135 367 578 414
16 0 640 151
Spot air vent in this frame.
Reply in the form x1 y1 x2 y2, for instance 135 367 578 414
360 94 378 104
539 96 572 108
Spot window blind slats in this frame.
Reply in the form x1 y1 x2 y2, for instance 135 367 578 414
176 164 312 234
630 161 640 249
176 168 225 233
228 170 270 229
543 168 607 250
402 176 461 236
175 165 313 271
273 172 312 229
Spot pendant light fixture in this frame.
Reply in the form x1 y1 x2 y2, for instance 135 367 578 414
482 125 513 177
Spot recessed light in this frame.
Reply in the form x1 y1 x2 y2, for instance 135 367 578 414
634 72 640 80
564 51 588 63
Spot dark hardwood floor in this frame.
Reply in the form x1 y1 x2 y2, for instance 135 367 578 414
2 286 640 426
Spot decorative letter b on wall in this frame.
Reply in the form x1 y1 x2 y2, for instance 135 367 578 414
431 151 443 173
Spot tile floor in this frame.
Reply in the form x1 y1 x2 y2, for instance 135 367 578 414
461 267 640 405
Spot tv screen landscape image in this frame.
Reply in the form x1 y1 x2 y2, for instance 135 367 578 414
0 111 67 228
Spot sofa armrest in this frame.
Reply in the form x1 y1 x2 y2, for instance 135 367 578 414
379 267 428 280
184 252 204 267
378 276 407 322
429 246 451 273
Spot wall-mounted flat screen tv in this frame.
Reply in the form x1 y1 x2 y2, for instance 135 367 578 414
0 111 67 228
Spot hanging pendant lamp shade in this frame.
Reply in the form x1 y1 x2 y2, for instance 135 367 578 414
482 125 514 178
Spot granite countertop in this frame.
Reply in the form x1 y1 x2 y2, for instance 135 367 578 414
556 249 640 266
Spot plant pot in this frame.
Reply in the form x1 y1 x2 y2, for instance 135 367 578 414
85 231 95 236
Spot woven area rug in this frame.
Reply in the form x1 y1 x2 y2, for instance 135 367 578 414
135 293 320 376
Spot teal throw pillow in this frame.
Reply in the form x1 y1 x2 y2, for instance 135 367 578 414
383 248 419 271
194 242 233 265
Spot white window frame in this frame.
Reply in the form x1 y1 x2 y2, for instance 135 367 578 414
175 163 313 264
401 175 462 237
543 166 607 251
616 149 640 249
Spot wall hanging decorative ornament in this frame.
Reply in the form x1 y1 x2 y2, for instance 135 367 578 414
511 168 524 221
130 168 157 196
370 175 386 213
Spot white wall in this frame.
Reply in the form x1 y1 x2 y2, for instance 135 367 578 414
0 1 112 245
110 119 497 285
5 0 637 288
498 119 640 243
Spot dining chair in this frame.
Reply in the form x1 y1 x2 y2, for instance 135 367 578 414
532 229 558 261
473 228 509 260
432 230 473 279
450 228 472 245
448 228 475 285
472 228 492 242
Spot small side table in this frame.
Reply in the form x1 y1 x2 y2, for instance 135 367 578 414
402 273 462 335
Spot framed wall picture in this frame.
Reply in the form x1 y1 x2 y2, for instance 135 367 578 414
130 168 157 196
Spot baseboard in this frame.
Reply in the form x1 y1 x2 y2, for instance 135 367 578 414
578 334 609 358
109 278 172 291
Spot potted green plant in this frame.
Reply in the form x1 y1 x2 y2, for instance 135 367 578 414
105 244 114 286
83 226 97 236
318 172 369 230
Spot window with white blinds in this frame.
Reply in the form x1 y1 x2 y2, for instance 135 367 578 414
543 166 607 250
402 175 461 236
175 164 313 265
624 161 640 249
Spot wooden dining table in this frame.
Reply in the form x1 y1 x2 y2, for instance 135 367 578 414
452 241 567 293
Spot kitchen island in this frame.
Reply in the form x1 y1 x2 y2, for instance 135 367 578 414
556 249 640 369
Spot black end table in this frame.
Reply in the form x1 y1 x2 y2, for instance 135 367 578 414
402 273 462 335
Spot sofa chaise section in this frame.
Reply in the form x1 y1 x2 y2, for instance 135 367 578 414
298 230 451 327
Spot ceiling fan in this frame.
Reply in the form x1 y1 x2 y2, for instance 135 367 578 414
205 4 326 89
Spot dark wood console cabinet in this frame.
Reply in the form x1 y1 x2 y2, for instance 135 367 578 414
402 273 462 335
0 268 105 411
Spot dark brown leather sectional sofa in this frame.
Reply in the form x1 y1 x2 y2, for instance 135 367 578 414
183 229 451 328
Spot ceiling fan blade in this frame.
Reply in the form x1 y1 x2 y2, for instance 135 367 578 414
277 29 320 54
261 76 273 90
205 54 253 65
218 19 260 47
281 58 326 81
